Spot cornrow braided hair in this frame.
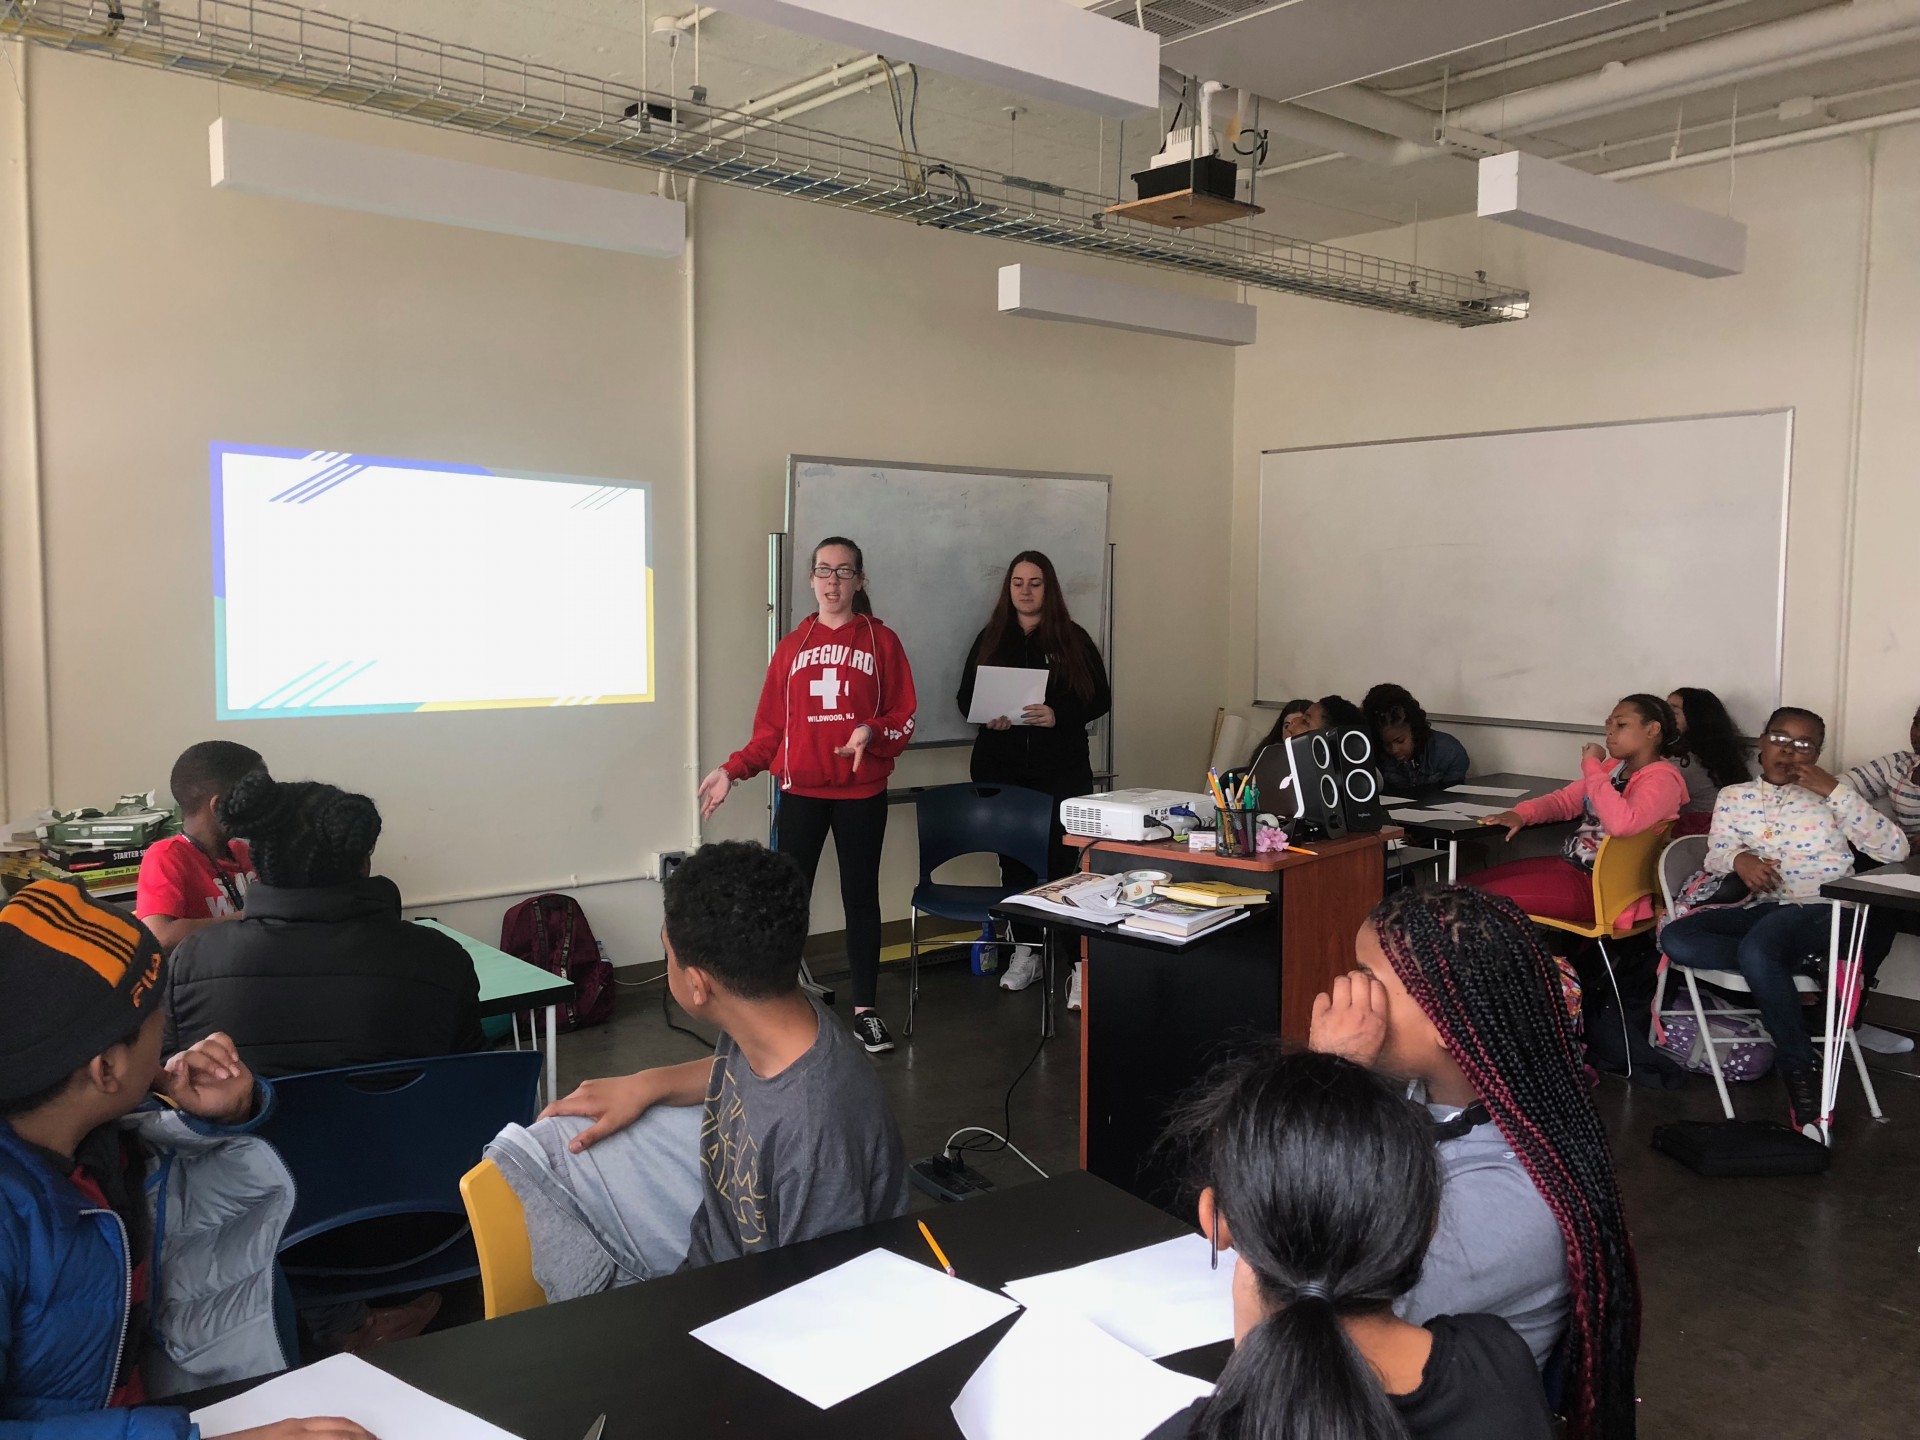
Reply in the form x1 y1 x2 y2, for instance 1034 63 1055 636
220 770 383 890
1369 885 1640 1440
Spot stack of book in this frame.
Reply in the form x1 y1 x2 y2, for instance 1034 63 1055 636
29 841 151 894
1118 897 1249 943
1153 879 1270 909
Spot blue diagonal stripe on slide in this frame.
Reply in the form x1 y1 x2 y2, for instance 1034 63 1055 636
297 464 364 503
571 486 612 510
284 461 359 503
277 660 356 707
589 488 626 510
296 660 377 707
250 661 331 710
271 459 351 502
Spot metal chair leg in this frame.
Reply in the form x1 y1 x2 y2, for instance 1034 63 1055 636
1595 938 1632 1081
1649 958 1671 1048
1849 1028 1884 1119
1684 968 1737 1120
907 908 920 1038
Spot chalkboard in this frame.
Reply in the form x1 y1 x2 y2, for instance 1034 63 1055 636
786 457 1111 747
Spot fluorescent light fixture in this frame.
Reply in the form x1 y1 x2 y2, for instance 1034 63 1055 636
710 0 1158 115
1477 150 1746 278
998 263 1256 346
210 118 686 258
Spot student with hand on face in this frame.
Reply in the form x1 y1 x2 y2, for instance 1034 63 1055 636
1363 684 1471 791
1149 1049 1553 1440
1661 706 1910 1135
136 740 262 955
1471 696 1687 928
1309 886 1640 1440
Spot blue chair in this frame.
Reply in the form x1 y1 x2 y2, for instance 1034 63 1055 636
255 1049 542 1308
908 783 1055 1036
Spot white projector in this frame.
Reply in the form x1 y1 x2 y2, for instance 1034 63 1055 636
1060 788 1214 841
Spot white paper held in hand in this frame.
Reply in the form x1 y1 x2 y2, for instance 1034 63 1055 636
951 1308 1212 1440
1001 1233 1233 1359
691 1247 1020 1409
192 1354 523 1439
966 665 1050 726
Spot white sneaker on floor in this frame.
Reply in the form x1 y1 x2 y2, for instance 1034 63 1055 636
1066 961 1083 1012
1857 1022 1916 1055
1000 944 1042 991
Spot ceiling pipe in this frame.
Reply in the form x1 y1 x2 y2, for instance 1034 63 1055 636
707 61 909 142
1601 99 1920 176
1257 102 1442 166
698 54 891 135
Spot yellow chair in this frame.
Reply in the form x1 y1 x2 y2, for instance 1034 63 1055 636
1528 824 1672 1076
459 1158 546 1320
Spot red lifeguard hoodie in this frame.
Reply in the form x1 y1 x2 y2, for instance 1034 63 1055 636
723 613 918 800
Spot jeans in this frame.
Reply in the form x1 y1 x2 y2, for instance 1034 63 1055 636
1660 903 1844 1071
775 789 889 1010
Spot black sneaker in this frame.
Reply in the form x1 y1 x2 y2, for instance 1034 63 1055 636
852 1012 895 1054
1781 1065 1822 1139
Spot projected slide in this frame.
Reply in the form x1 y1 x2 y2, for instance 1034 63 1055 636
213 444 654 719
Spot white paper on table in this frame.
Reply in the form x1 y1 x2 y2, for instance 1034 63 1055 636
951 1308 1213 1440
967 665 1050 725
1434 801 1508 818
1379 795 1413 806
1001 1234 1233 1359
1851 871 1920 894
192 1354 522 1439
1446 784 1530 798
1388 807 1467 824
692 1247 1019 1410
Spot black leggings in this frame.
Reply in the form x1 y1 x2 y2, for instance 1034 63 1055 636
775 789 889 1010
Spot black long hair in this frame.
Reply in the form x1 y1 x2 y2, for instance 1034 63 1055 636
1316 695 1368 734
220 770 382 889
1362 684 1433 749
810 536 873 617
1168 1049 1437 1440
1370 886 1639 1440
1258 700 1312 753
971 550 1097 701
1670 687 1750 788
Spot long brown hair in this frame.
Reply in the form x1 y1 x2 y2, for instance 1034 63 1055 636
972 550 1096 700
811 536 873 616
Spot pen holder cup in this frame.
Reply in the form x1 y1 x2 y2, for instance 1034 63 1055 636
1217 808 1259 857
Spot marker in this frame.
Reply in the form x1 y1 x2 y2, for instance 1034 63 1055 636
919 1220 955 1277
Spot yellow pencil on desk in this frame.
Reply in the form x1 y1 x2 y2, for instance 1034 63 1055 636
1287 844 1318 856
918 1220 954 1277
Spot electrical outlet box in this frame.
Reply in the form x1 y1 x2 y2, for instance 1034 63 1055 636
654 850 690 882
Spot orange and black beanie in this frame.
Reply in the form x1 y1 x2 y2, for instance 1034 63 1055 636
0 880 166 1105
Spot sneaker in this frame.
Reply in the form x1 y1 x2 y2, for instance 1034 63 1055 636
852 1011 895 1053
1781 1065 1822 1139
999 945 1042 992
1857 1022 1916 1055
1066 961 1083 1012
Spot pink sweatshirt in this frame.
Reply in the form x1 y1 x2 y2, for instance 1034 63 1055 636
1516 755 1688 835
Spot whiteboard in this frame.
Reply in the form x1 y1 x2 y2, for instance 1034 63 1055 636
787 457 1111 746
1256 411 1790 731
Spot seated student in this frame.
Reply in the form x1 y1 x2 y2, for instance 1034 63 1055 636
486 841 907 1299
1844 698 1920 840
136 740 262 955
1666 687 1752 835
164 770 483 1076
1151 1049 1553 1440
1471 695 1687 928
1662 707 1910 1133
1310 887 1639 1440
1363 683 1471 790
1255 698 1315 754
1308 694 1369 735
0 880 378 1440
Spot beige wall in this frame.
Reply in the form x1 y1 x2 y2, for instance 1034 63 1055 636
0 47 1237 969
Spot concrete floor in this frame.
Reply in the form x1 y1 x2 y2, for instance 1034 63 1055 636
548 958 1920 1440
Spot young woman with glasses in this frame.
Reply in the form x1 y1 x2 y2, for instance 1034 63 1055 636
697 537 918 1054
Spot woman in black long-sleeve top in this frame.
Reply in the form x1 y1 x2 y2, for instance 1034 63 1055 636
956 552 1111 993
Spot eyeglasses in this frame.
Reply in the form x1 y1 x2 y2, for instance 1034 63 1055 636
1762 732 1820 753
810 565 861 581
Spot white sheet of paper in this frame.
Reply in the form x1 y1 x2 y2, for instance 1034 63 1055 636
967 665 1050 725
1435 801 1509 818
692 1247 1019 1410
1852 871 1920 894
192 1354 522 1439
1446 784 1531 798
1380 794 1413 805
1001 1234 1233 1359
951 1308 1213 1440
1388 807 1467 824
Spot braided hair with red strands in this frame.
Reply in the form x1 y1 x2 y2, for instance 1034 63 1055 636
1369 884 1640 1440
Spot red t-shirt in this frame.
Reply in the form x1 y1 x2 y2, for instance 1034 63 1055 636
134 834 254 923
67 1167 148 1407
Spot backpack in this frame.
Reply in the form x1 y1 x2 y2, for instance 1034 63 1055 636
1654 985 1776 1082
500 894 615 1031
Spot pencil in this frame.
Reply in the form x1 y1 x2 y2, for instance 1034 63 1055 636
918 1220 955 1277
1287 844 1318 856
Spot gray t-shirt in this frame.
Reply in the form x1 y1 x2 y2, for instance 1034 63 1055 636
684 995 908 1269
1397 1103 1570 1368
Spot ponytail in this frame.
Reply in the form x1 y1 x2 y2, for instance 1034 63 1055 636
1620 692 1681 758
1196 1297 1410 1440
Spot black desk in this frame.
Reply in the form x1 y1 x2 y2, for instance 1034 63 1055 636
1811 859 1920 1140
1822 856 1920 914
1387 771 1572 882
341 1172 1219 1439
